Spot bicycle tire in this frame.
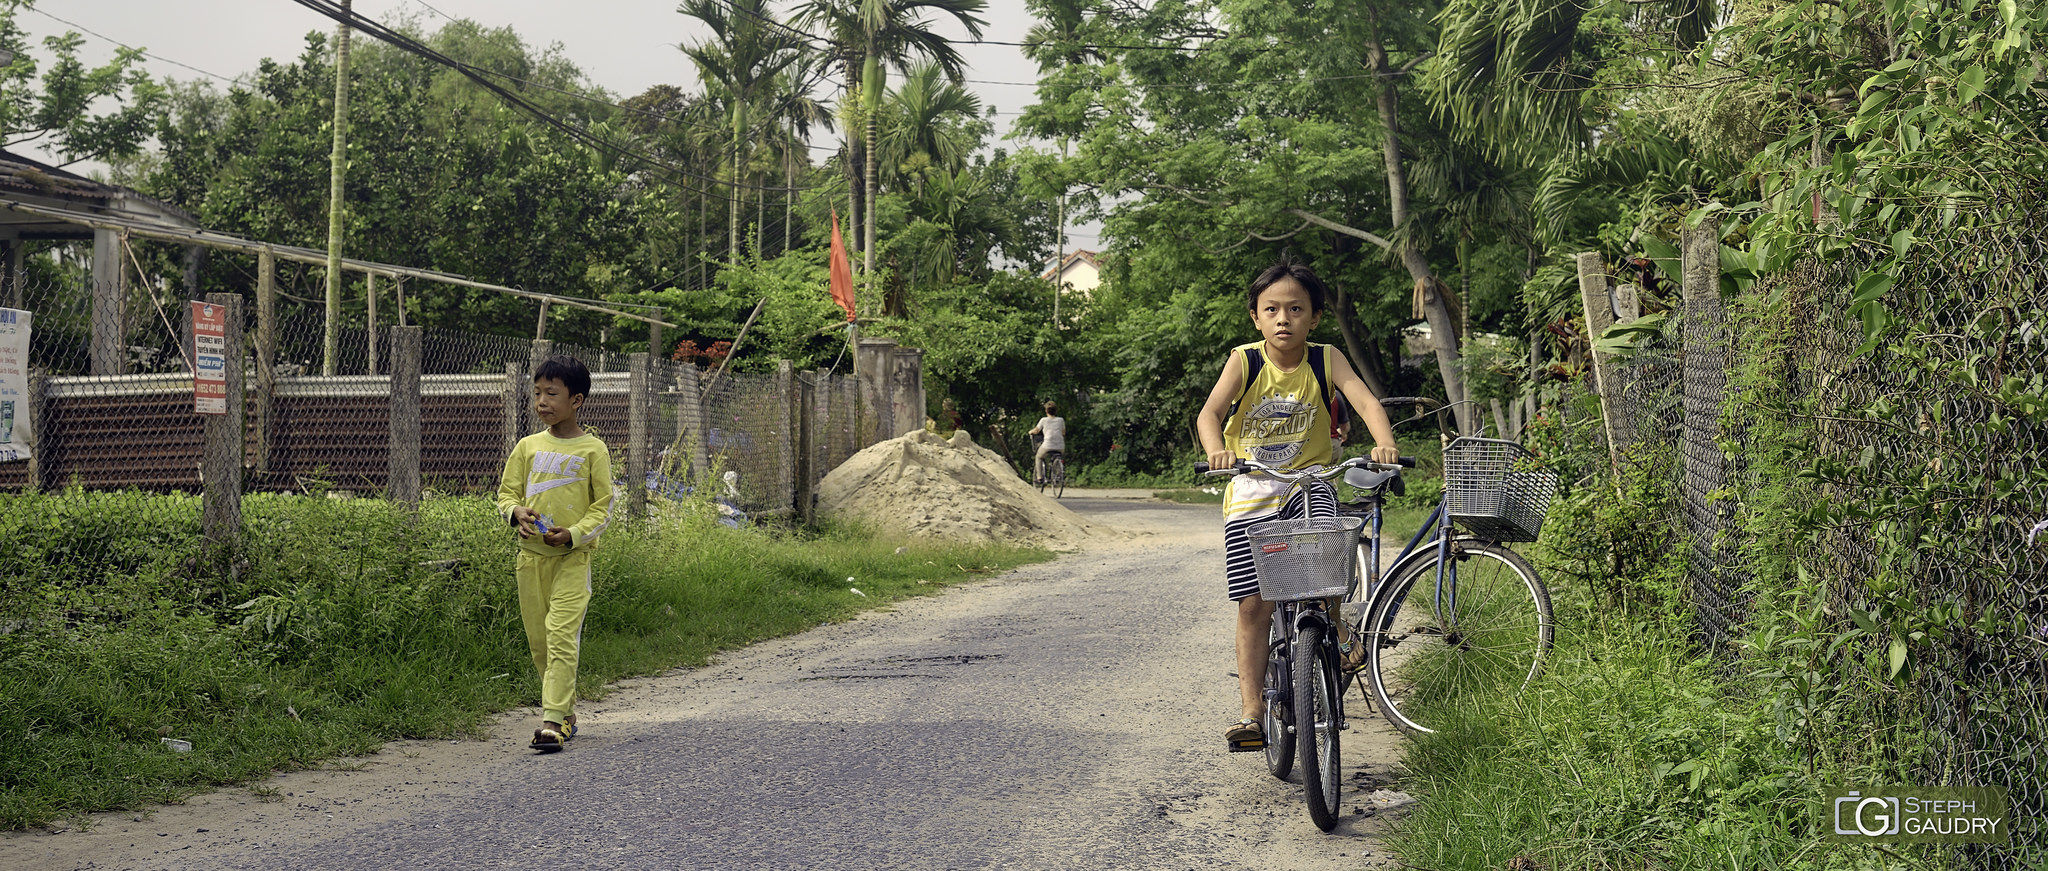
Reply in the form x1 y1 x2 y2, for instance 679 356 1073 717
1262 619 1295 779
1052 456 1066 498
1293 621 1342 831
1365 540 1552 737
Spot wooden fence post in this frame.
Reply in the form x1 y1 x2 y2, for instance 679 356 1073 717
777 359 795 514
627 352 650 519
388 325 422 506
253 247 276 478
1576 251 1624 475
201 292 243 545
796 370 817 525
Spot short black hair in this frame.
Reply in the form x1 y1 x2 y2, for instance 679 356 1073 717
533 354 591 397
1247 260 1329 313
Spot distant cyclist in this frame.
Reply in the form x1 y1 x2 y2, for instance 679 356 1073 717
1029 401 1066 486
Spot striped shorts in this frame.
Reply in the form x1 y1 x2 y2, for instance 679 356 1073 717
1223 484 1338 601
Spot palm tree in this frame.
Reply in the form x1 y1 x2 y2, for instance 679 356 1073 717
756 58 837 255
793 0 989 279
680 0 807 262
875 61 982 197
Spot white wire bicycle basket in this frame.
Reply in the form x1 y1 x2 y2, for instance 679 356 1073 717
1246 516 1365 602
1443 438 1559 543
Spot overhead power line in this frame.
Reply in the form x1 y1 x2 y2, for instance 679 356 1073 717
284 0 832 198
26 6 238 83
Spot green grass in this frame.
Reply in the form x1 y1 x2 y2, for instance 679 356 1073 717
0 490 1047 830
1384 610 1948 871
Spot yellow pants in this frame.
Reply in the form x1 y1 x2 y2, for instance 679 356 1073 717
516 548 592 724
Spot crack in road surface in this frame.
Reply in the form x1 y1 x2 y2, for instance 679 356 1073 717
1 494 1409 870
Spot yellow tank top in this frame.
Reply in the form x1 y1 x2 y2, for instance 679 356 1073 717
1222 341 1334 470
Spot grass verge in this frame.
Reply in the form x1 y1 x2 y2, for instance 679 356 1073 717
0 489 1047 830
1384 610 1948 870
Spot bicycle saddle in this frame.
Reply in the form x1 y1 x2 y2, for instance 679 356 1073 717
1344 466 1404 495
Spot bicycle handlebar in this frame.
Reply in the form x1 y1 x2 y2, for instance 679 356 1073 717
1194 454 1416 480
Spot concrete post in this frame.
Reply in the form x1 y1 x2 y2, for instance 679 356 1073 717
201 293 243 545
90 228 125 376
1680 225 1738 643
26 366 51 492
388 325 422 506
526 340 552 435
891 346 926 441
674 365 709 480
366 273 379 376
503 362 525 456
1576 251 1623 474
855 337 896 446
2 239 21 310
627 352 651 519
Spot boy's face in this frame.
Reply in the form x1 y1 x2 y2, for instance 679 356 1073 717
532 377 583 426
1250 278 1320 354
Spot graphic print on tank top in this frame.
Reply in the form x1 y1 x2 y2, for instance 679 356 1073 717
1240 390 1317 466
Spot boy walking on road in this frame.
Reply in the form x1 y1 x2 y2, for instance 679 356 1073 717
496 355 614 752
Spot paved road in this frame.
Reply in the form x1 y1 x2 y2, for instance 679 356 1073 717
5 496 1406 870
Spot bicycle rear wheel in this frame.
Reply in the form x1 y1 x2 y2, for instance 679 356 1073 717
1052 456 1066 498
1262 620 1295 779
1292 621 1342 832
1365 540 1552 736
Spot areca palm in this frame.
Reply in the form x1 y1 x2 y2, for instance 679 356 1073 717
794 0 989 278
876 61 983 196
757 58 837 254
680 0 807 262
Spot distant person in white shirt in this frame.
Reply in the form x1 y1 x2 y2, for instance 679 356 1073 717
1029 401 1066 485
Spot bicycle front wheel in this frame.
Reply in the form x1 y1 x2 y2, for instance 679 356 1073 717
1365 541 1552 736
1292 621 1342 831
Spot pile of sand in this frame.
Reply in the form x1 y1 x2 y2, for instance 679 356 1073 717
816 428 1109 548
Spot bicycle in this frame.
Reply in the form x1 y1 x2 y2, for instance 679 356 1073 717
1199 454 1408 832
1040 451 1066 498
1351 397 1559 736
1029 432 1066 498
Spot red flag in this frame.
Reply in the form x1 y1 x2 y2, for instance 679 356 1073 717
828 210 855 321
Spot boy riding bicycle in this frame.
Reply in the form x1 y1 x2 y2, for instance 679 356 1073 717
1195 260 1399 747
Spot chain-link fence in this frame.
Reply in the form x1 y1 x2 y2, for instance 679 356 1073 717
1588 219 2048 865
1 273 892 521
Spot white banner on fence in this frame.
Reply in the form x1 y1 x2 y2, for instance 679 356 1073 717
192 301 227 415
0 307 31 462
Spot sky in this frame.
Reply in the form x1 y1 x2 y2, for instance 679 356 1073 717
14 0 1102 252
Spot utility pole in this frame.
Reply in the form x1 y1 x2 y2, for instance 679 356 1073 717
323 0 353 376
1052 137 1068 324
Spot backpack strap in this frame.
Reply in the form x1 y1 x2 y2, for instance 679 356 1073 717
1306 343 1333 409
1226 345 1266 423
